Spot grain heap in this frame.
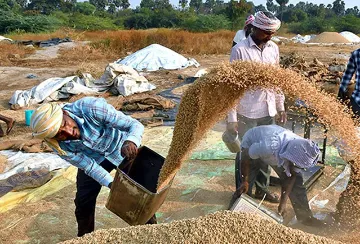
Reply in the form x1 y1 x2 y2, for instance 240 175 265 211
307 32 351 44
62 211 338 244
157 61 360 226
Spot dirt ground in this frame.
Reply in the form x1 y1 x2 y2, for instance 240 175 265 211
0 41 359 244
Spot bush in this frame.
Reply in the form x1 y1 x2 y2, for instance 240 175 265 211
288 17 336 34
182 14 231 32
69 13 119 30
0 10 62 33
334 15 360 34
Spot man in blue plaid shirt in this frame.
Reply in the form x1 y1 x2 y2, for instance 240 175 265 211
30 97 147 236
338 48 360 115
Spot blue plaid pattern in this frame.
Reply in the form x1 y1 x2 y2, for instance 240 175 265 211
340 49 360 104
58 97 144 187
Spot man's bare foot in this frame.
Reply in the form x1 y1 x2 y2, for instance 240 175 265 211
6 119 15 135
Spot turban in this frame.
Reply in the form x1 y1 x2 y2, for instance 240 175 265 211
30 103 66 155
252 11 281 32
244 15 255 27
279 139 320 171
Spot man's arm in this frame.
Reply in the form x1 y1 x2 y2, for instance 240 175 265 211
238 147 250 194
338 51 357 101
275 92 286 124
278 164 297 216
61 152 113 188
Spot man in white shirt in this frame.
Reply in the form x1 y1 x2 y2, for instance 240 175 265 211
232 15 254 47
228 11 286 203
235 124 323 226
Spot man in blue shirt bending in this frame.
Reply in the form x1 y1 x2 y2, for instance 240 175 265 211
30 97 146 236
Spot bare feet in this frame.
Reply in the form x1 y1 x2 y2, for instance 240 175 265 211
6 119 15 135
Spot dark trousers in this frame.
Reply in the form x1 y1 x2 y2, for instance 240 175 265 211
235 115 274 192
74 159 116 237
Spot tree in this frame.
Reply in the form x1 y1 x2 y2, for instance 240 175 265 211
332 0 345 16
154 0 171 9
204 0 215 13
27 0 63 14
266 0 278 14
120 0 129 9
75 2 96 15
89 0 108 10
254 4 267 12
275 0 289 21
179 0 187 10
189 0 201 13
226 0 252 29
345 6 359 16
140 0 154 9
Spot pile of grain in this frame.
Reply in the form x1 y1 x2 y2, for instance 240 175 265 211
157 61 360 226
62 211 338 244
307 32 351 44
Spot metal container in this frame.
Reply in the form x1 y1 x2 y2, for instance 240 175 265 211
222 131 241 153
230 194 283 224
106 146 172 225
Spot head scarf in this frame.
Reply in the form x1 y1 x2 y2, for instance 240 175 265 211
244 15 255 27
279 138 320 171
252 11 281 32
30 103 66 155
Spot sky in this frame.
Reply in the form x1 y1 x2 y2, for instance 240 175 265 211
129 0 358 9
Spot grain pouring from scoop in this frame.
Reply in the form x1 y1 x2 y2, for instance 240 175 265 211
157 60 360 225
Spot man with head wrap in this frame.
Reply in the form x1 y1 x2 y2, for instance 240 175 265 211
234 124 323 226
227 11 286 203
30 97 147 237
232 15 255 47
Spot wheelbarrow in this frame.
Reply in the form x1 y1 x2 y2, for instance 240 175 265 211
106 146 172 225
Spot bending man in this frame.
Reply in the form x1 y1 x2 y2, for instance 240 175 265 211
30 97 146 237
237 124 323 226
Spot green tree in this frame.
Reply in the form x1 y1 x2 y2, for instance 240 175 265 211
189 0 202 13
140 0 154 8
179 0 187 10
226 0 252 29
75 2 96 15
332 0 345 16
345 6 359 16
266 0 278 13
254 4 267 12
119 0 130 9
275 0 289 21
204 0 215 13
27 0 63 14
89 0 108 10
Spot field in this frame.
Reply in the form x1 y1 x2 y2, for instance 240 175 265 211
1 29 360 243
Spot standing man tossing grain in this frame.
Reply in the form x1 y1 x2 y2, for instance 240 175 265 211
237 125 324 226
30 97 149 237
232 15 255 47
228 11 286 203
338 48 360 116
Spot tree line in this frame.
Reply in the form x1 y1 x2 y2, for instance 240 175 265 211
0 0 359 34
